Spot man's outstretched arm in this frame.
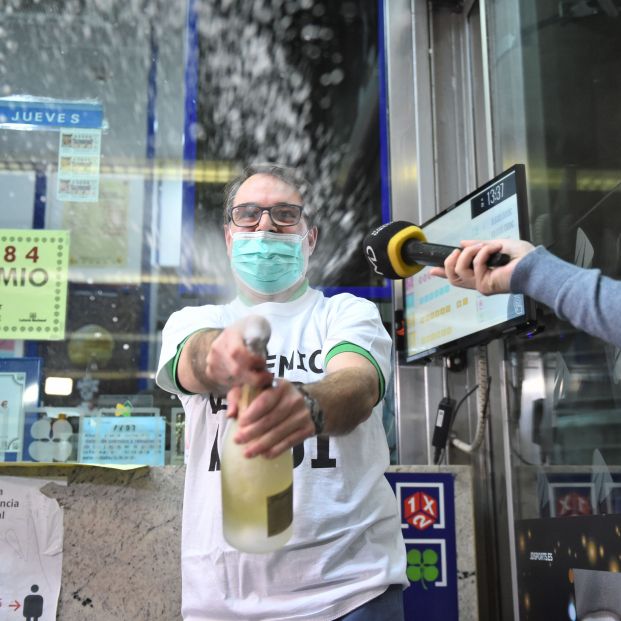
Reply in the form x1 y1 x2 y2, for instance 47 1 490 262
229 351 381 459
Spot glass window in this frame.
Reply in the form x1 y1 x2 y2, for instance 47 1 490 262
0 0 388 466
489 1 621 618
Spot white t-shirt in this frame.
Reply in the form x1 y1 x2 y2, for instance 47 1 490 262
156 288 407 621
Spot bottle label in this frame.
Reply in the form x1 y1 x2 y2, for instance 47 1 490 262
267 483 293 537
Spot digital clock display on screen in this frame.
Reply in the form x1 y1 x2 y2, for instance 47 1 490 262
404 165 532 362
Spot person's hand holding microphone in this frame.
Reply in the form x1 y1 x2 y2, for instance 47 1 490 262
429 238 536 294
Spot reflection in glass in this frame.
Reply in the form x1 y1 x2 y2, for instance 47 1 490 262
0 0 389 465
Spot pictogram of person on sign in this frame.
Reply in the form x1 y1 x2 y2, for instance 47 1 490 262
23 584 43 621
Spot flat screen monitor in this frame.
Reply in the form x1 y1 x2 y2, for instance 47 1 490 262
404 164 534 363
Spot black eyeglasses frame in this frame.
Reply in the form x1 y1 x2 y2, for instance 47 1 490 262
228 203 304 228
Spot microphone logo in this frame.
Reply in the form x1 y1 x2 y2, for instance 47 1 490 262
364 245 384 276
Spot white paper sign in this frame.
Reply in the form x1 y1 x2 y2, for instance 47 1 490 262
0 476 63 621
78 414 165 466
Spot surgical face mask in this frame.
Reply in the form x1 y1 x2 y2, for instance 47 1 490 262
230 230 309 295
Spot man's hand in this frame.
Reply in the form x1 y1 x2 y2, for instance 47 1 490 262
227 380 315 459
228 353 379 459
177 316 273 395
429 239 535 295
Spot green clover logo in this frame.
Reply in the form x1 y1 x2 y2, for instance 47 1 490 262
407 548 439 589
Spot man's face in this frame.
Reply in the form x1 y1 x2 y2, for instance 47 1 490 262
224 173 317 255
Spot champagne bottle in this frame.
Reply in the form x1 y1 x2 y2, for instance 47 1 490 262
221 318 293 553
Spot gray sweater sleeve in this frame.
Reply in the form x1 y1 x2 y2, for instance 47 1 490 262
510 245 621 347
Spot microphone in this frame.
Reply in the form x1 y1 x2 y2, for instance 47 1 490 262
363 220 510 279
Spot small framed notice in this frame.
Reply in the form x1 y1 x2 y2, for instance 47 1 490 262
0 229 70 340
0 357 41 462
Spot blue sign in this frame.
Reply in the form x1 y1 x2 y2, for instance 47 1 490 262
385 472 459 621
0 100 104 130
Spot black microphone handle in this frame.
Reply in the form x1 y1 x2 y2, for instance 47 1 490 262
402 240 510 269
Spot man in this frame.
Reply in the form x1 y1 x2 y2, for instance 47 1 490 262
156 163 407 621
429 238 621 348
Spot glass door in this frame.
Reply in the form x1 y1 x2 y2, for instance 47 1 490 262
487 1 621 619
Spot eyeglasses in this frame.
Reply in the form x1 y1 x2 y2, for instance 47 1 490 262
229 203 303 227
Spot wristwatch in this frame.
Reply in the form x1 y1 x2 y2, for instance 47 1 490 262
296 384 325 436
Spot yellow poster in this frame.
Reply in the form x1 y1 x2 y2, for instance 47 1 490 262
0 229 69 341
61 180 129 268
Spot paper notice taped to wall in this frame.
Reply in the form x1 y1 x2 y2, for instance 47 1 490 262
0 475 64 621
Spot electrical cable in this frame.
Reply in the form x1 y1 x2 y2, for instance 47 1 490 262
451 375 492 454
451 345 493 454
433 383 479 465
431 359 454 465
452 383 480 418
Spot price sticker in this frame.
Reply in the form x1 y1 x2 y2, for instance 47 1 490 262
0 229 70 340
